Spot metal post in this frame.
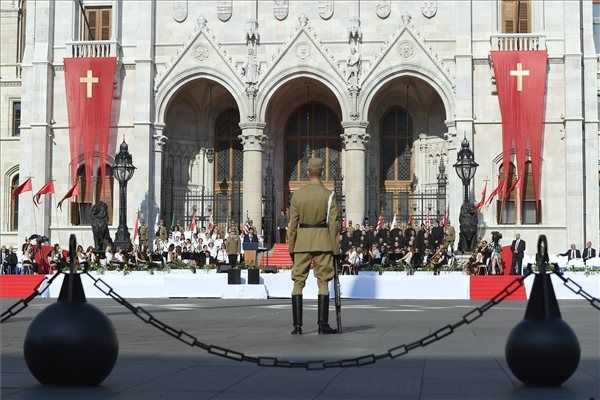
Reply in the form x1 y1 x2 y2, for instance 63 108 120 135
201 150 206 228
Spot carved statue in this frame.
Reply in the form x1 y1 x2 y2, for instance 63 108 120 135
345 46 361 87
242 19 260 87
458 203 478 253
91 201 113 253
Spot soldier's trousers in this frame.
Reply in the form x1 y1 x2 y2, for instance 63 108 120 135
291 252 334 296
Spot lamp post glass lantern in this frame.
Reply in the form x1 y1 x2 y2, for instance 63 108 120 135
114 140 136 251
453 137 478 204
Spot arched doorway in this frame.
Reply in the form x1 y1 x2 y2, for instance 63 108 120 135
284 101 342 201
161 79 242 229
264 77 343 212
367 76 448 225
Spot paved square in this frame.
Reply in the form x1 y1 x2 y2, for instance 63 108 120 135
2 298 599 400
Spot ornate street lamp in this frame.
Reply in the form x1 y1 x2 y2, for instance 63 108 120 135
453 137 478 204
113 140 136 251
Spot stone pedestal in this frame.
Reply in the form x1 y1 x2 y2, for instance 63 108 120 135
342 121 369 225
239 122 266 233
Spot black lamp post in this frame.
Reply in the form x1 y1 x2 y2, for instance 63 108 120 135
113 140 136 251
200 147 214 228
453 137 478 204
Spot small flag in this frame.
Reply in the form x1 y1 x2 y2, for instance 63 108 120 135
33 181 55 206
133 211 140 245
57 182 79 210
189 208 197 233
441 207 449 226
376 214 385 231
391 213 397 229
475 181 488 210
484 179 506 207
12 177 32 200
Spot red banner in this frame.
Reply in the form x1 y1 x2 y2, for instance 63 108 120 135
490 51 547 204
64 57 116 195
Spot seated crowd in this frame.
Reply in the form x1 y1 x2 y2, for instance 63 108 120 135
338 219 457 275
0 220 263 275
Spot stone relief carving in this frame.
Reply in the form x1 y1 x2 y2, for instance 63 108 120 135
346 17 362 89
172 0 188 23
421 1 438 19
398 40 415 59
273 0 289 21
153 133 168 152
318 0 334 20
217 0 232 22
297 14 309 29
192 44 209 62
295 42 311 60
376 1 391 19
239 133 267 150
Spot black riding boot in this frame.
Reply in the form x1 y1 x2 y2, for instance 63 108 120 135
317 295 337 334
291 295 303 335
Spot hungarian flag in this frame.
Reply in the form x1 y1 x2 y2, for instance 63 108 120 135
441 207 449 226
64 57 117 191
475 181 488 210
508 175 521 194
33 181 55 206
57 182 79 210
12 177 32 200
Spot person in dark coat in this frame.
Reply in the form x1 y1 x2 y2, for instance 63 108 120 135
582 241 596 262
559 244 581 261
510 233 526 275
430 220 444 248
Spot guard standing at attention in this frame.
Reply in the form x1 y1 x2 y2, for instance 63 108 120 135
287 158 340 335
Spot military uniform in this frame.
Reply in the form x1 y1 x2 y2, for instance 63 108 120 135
139 223 148 252
287 158 339 335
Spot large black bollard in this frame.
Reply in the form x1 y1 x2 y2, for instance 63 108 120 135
505 235 580 387
23 234 118 385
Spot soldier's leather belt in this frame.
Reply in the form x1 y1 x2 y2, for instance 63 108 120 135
299 223 328 228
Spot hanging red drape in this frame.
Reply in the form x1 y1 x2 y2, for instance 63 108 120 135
490 51 547 205
64 57 116 201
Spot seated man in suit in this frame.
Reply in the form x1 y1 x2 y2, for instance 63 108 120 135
559 244 581 261
582 241 596 262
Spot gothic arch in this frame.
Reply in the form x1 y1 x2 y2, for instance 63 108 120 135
155 67 248 127
257 67 349 123
360 65 455 124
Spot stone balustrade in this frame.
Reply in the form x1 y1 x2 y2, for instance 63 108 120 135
66 40 119 58
490 33 546 51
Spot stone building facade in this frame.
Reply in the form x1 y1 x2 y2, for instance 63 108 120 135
1 0 599 250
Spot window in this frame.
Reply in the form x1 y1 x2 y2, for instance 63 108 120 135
9 174 19 231
71 165 114 225
11 101 21 137
285 101 341 186
521 161 541 224
380 107 413 184
81 6 112 41
497 163 517 224
501 0 531 33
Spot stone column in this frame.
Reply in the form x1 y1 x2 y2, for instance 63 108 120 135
149 126 167 248
239 122 266 233
18 0 54 240
342 121 369 225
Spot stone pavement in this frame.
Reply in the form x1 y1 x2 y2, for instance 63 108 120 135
1 298 599 400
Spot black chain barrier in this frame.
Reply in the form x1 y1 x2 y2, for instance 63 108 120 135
552 271 600 311
1 271 63 323
3 270 598 370
82 270 534 370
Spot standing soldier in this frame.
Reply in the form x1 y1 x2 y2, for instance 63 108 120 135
157 219 169 242
139 219 149 253
444 221 456 255
287 158 340 335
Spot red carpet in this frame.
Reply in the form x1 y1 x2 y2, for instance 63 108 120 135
469 275 526 300
0 275 45 298
259 243 293 269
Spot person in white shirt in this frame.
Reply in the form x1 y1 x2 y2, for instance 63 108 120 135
216 245 228 264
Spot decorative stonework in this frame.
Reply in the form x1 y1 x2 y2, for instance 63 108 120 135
295 42 311 60
242 19 260 121
421 1 437 19
172 1 187 23
345 17 362 90
192 44 209 62
360 12 454 89
376 1 391 19
217 1 232 22
318 0 334 20
153 133 168 151
273 0 289 21
341 121 370 150
238 129 268 151
398 40 415 59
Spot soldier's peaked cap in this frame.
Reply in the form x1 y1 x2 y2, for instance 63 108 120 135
307 157 324 171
